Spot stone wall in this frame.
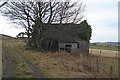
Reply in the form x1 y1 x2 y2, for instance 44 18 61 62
78 41 89 55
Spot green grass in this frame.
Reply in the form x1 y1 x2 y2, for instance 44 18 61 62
89 44 119 51
2 41 7 76
2 39 33 78
0 40 2 79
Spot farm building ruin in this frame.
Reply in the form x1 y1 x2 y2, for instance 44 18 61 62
30 20 92 55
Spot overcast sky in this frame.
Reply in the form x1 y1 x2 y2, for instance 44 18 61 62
0 0 119 42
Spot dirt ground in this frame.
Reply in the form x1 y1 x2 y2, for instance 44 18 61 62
89 49 119 58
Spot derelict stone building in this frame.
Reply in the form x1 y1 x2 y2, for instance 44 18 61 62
39 20 92 55
39 21 91 54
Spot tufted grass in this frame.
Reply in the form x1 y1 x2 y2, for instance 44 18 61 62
2 39 119 78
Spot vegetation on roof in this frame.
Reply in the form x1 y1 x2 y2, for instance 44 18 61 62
43 20 92 41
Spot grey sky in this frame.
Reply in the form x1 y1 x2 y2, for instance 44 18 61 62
0 0 119 42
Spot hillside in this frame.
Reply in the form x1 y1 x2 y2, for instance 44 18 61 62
90 42 119 51
0 34 15 39
91 42 120 46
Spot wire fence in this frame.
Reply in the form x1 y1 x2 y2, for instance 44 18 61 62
89 49 118 58
87 49 119 78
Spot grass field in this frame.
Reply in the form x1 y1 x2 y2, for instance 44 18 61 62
0 39 2 79
2 39 119 78
90 44 119 51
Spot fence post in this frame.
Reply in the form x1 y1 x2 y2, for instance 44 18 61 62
100 49 102 55
90 49 92 54
96 58 99 72
110 66 113 79
89 55 91 67
115 53 117 58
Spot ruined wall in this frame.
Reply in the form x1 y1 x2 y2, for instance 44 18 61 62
78 41 89 55
59 41 89 55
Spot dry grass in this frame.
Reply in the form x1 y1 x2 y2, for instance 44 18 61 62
2 39 33 78
21 51 93 78
3 39 119 78
25 52 91 77
89 49 118 58
21 50 118 78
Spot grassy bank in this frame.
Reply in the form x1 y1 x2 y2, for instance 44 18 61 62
16 40 118 78
2 39 33 78
2 39 119 78
0 40 2 79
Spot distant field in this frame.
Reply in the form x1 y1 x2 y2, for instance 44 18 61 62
89 49 118 58
90 44 119 51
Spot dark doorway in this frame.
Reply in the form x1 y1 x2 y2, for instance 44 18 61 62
65 44 71 53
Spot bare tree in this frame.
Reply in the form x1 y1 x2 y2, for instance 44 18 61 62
0 0 8 8
1 0 85 26
0 0 86 49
